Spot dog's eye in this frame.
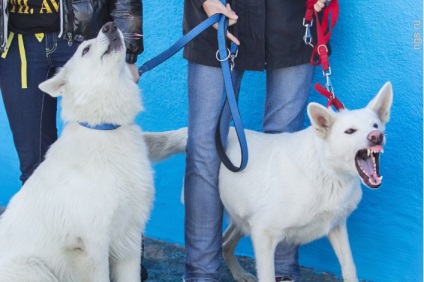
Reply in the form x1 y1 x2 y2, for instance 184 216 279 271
82 46 90 56
373 123 378 129
344 128 357 134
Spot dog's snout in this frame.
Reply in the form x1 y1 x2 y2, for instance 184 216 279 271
368 130 384 145
102 22 117 34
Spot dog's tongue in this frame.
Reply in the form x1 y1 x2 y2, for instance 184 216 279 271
358 158 381 186
368 170 381 185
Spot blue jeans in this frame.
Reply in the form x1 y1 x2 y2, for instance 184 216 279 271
183 62 314 281
0 32 79 184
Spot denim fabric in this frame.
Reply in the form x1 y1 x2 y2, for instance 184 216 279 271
264 64 315 134
268 64 314 281
184 62 314 281
183 63 243 282
0 32 79 184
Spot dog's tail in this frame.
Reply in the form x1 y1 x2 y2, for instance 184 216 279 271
143 127 187 162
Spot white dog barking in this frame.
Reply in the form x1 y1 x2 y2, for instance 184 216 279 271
219 83 393 282
0 22 184 282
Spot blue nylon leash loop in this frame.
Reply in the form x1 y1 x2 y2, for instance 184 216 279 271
214 12 248 172
137 7 248 172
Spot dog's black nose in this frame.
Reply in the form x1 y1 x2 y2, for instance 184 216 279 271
102 22 117 34
368 130 384 145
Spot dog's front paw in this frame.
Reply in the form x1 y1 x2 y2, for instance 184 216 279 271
234 272 257 282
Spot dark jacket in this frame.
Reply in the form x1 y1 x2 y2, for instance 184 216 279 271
183 0 316 70
0 0 143 63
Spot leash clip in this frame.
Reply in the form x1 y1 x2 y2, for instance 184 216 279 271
303 18 314 47
323 68 334 95
229 49 238 71
217 48 238 71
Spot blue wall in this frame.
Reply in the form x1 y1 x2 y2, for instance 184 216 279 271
0 0 422 281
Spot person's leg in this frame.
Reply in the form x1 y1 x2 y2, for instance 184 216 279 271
184 62 243 282
264 63 315 133
265 63 315 281
0 33 77 184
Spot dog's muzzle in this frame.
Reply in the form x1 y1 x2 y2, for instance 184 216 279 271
102 22 123 54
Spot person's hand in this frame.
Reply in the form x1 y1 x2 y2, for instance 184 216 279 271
314 0 328 12
128 63 140 83
202 0 240 45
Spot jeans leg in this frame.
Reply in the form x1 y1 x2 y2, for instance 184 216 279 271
0 33 78 184
264 63 315 133
184 63 243 282
265 63 314 280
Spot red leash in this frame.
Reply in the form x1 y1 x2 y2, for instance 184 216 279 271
304 0 344 111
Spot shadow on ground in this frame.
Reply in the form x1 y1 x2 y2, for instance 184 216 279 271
143 237 343 282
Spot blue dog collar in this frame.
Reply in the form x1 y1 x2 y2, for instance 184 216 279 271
78 122 121 130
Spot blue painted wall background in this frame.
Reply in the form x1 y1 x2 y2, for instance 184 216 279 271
0 0 422 281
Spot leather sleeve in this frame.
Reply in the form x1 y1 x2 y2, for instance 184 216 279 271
110 0 144 63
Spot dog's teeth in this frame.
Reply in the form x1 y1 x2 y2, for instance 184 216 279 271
367 149 371 156
379 176 383 181
381 148 384 153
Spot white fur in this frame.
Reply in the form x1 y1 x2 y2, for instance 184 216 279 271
0 24 173 282
219 82 393 282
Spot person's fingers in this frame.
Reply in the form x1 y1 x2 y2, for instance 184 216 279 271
127 63 140 83
314 0 327 12
227 31 240 45
225 3 238 20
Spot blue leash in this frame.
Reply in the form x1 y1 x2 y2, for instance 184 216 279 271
138 11 248 172
214 12 248 172
139 14 221 76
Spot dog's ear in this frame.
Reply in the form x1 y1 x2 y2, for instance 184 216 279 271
366 81 393 124
39 68 67 98
307 102 336 138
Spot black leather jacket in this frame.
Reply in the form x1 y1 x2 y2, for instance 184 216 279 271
0 0 143 63
183 0 315 70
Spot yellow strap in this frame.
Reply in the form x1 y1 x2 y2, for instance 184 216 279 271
17 34 28 89
1 32 15 59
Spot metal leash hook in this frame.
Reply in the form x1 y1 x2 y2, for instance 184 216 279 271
303 18 314 47
229 49 238 71
323 68 334 95
216 47 238 71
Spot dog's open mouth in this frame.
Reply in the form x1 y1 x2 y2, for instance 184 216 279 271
355 145 383 188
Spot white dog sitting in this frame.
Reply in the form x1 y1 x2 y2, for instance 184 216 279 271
219 83 393 282
0 22 184 282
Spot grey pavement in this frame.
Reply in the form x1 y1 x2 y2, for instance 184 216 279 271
143 237 343 282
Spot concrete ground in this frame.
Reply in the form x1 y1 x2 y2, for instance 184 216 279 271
143 237 343 282
0 207 342 281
